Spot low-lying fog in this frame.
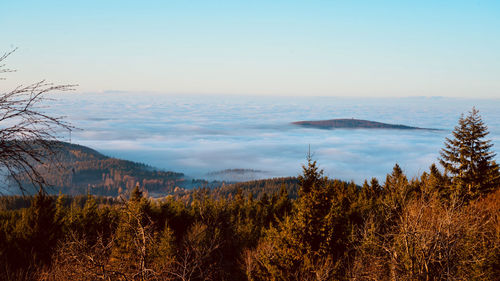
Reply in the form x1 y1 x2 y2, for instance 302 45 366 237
52 93 500 184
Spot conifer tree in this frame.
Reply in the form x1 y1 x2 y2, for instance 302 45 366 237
112 184 155 279
19 191 60 266
297 152 323 195
54 192 67 225
439 108 500 197
251 157 351 280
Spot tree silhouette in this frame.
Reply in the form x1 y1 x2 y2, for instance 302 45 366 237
0 49 75 194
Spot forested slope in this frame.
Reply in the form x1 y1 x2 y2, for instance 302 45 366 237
30 142 195 196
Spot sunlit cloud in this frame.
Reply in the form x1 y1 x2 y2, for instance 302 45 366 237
48 94 500 184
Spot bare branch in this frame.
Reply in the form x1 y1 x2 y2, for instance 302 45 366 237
0 49 77 194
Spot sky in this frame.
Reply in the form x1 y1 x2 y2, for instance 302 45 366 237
2 0 500 97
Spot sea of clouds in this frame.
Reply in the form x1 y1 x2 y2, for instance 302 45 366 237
50 93 500 185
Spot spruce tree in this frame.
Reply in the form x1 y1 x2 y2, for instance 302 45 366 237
19 191 60 266
297 152 323 195
439 107 500 197
112 184 155 278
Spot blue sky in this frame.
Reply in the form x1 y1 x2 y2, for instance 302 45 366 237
2 0 500 97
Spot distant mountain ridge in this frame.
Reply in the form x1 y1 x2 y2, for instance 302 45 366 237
292 118 437 130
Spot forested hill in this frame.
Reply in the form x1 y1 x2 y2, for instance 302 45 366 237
35 142 209 196
292 118 437 130
21 142 303 198
25 142 351 199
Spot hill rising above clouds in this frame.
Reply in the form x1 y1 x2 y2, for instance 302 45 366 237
292 118 437 130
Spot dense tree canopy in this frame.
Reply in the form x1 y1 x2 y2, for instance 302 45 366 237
0 108 498 280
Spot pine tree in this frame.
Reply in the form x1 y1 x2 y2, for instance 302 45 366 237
297 151 324 195
112 184 155 279
250 157 359 280
54 192 67 225
439 107 500 197
19 191 60 266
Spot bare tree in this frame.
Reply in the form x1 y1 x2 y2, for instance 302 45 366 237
0 49 75 194
39 232 127 281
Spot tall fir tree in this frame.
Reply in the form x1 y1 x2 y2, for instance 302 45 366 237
439 107 500 198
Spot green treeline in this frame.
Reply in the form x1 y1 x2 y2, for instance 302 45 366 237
0 108 499 280
0 183 293 280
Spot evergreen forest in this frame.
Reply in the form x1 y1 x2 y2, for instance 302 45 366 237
0 108 499 281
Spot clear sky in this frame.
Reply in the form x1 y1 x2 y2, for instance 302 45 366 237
1 0 499 97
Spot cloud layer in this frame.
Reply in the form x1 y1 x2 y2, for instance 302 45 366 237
49 94 500 184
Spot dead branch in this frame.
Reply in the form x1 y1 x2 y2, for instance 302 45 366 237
0 49 76 194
